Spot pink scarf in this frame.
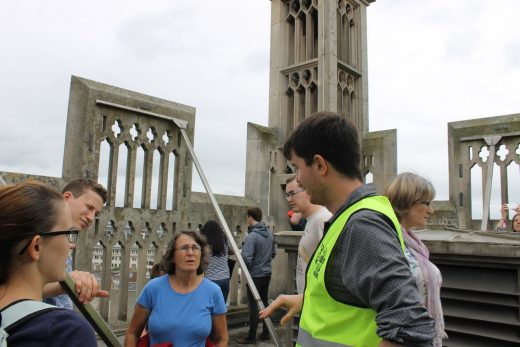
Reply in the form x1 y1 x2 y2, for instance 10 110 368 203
402 227 447 346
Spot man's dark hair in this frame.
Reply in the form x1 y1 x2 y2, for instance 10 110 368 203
283 112 363 181
247 207 262 222
62 178 108 203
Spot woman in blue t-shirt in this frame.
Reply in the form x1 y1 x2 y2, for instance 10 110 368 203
125 230 228 347
0 181 97 347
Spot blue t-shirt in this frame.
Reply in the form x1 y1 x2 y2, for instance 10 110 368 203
137 275 226 347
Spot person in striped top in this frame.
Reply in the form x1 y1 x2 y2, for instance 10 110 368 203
201 220 233 302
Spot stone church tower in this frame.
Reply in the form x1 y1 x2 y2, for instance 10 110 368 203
245 0 396 230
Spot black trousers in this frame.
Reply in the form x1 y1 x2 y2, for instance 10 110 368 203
246 275 271 339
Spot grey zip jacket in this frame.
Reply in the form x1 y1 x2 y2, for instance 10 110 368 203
241 222 277 277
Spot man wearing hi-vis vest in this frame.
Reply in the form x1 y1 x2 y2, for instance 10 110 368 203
260 113 435 347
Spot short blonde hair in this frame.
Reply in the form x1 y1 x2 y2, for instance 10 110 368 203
384 172 435 221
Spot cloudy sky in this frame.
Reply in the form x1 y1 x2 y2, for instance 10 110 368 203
1 0 519 219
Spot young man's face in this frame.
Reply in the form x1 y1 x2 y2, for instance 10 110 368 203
290 151 323 206
64 189 104 230
285 179 310 214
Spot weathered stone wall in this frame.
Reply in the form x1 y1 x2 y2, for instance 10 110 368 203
420 229 520 346
0 171 64 190
448 113 520 230
362 129 397 193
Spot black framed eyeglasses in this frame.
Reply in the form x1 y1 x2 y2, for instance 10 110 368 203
285 188 305 198
18 229 80 255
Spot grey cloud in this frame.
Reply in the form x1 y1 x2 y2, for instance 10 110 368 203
116 6 204 60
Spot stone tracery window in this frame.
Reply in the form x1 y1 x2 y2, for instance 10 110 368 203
284 0 318 66
284 66 318 135
97 115 181 211
337 0 358 67
337 69 359 128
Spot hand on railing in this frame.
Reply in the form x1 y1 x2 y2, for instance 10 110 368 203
70 270 109 303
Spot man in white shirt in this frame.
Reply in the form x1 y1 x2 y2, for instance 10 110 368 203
285 176 331 294
43 178 109 308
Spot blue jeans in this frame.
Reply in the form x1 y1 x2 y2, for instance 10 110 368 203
211 278 230 303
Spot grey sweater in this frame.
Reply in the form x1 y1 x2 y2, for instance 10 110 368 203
241 222 277 277
323 184 436 346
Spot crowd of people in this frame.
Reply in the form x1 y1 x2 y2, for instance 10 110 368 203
3 111 517 347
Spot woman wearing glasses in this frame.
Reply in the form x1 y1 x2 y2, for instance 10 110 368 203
0 181 96 346
125 230 228 347
384 172 447 347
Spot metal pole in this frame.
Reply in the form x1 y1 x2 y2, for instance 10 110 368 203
60 276 122 347
174 120 281 347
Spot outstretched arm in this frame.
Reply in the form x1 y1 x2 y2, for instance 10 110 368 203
497 204 509 230
259 294 303 326
43 270 109 304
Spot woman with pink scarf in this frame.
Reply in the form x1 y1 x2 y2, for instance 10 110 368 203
385 172 447 347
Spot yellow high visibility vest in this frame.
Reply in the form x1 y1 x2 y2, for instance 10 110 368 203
297 196 405 347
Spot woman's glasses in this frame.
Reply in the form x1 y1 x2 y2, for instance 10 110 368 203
18 229 80 255
175 244 202 254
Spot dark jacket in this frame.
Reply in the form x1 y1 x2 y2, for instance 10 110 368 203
4 309 97 347
241 222 277 277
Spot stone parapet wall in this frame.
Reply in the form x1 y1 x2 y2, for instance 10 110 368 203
448 113 520 230
420 228 520 346
0 171 64 190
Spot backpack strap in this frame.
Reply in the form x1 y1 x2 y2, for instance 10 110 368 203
1 300 59 334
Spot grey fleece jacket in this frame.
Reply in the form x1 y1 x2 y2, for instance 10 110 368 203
241 222 277 277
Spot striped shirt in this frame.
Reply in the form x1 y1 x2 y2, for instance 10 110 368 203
205 242 230 281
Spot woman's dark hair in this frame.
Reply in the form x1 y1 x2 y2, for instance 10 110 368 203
0 181 64 284
150 262 166 279
162 230 210 275
201 220 227 256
